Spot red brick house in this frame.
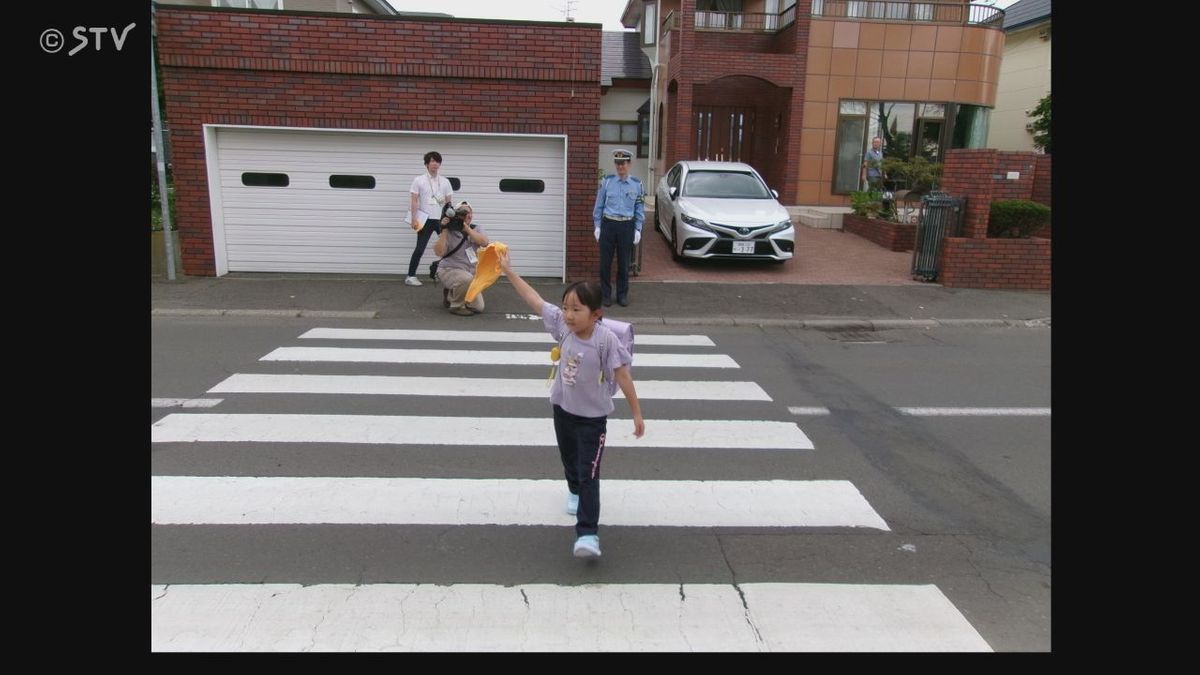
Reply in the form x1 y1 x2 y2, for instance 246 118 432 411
155 2 602 279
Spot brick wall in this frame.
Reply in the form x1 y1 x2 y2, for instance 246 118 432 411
937 148 1051 289
939 236 1051 290
942 149 1038 239
156 6 600 278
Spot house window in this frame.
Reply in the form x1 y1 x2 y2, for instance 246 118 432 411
637 113 650 158
832 99 957 194
601 121 639 144
213 0 283 8
642 2 657 46
951 104 991 149
833 102 868 194
329 175 376 189
242 172 289 187
499 179 545 193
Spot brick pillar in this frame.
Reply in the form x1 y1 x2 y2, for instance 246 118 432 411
1033 154 1051 207
668 0 697 166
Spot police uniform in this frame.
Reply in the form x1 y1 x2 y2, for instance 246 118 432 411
593 149 645 306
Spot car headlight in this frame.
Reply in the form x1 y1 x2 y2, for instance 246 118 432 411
681 214 716 233
766 219 793 234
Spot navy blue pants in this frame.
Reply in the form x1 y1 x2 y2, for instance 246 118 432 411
407 218 442 278
552 404 608 537
598 217 635 302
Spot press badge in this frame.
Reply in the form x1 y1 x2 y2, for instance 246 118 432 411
466 248 478 264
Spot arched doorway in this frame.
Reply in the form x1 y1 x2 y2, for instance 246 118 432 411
692 75 791 196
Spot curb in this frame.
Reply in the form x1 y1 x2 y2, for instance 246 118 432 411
151 308 1049 330
152 308 378 319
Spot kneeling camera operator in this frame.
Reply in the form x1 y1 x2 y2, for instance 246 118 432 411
432 201 490 316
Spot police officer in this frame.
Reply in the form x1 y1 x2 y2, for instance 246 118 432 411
593 149 645 307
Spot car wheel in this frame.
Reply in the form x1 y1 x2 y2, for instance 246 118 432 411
654 208 662 234
670 219 682 261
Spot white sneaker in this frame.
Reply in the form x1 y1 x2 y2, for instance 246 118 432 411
566 493 579 515
573 535 601 558
405 276 422 286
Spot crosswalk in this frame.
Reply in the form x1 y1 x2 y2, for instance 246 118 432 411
151 325 992 651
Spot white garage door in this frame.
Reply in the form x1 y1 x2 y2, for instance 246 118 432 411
208 127 566 278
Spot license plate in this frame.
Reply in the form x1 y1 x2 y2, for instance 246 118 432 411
732 241 755 254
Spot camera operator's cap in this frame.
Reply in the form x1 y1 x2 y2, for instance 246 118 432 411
455 200 472 213
612 149 633 163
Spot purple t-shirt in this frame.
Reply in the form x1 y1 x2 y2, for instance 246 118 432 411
541 301 632 418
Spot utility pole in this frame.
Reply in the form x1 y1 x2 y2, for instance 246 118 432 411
151 5 176 280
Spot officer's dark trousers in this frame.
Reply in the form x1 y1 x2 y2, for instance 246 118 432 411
407 218 442 278
598 217 634 302
553 404 607 537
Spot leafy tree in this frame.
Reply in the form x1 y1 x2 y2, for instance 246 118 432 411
1028 93 1050 153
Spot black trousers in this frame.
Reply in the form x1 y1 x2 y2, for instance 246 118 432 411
598 217 635 302
552 404 608 537
407 218 442 278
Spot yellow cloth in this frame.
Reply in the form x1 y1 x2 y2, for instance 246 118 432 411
465 242 508 303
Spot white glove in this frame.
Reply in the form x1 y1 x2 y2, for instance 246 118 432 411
594 227 600 241
633 230 641 245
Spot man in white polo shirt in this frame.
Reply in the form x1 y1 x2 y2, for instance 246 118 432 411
407 150 454 286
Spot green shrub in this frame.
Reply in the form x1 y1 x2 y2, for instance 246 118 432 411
881 156 943 194
988 199 1050 238
151 183 176 231
850 190 884 218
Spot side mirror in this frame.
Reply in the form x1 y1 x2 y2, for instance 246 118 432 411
668 186 678 199
771 189 779 199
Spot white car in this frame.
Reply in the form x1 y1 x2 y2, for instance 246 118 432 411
654 161 794 262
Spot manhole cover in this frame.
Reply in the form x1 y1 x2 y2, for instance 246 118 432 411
828 331 888 343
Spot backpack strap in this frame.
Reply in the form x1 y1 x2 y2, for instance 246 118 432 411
438 228 470 261
597 323 617 392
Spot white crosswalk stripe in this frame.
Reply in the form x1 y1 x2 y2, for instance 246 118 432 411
210 373 772 400
152 325 990 651
299 327 716 347
151 583 989 652
152 413 814 449
152 476 887 528
261 346 741 368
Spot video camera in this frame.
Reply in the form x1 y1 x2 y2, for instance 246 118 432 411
441 202 471 232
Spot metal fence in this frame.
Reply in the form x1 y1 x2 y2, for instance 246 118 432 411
911 192 964 282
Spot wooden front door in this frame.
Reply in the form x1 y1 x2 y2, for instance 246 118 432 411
694 106 756 164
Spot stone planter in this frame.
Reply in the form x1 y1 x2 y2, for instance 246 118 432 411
843 213 916 252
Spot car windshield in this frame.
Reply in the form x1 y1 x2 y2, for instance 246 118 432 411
681 171 771 199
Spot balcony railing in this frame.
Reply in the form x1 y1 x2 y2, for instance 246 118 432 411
662 9 680 57
662 9 679 33
810 1 1004 27
694 9 798 33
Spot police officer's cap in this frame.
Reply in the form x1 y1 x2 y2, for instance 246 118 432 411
612 149 633 163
